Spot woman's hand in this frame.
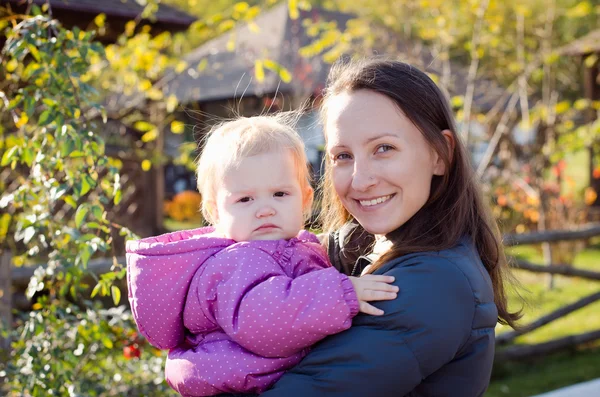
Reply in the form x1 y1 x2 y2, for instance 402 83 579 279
348 275 398 315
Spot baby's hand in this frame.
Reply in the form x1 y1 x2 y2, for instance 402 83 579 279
348 275 398 316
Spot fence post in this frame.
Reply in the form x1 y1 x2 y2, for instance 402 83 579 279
0 252 11 352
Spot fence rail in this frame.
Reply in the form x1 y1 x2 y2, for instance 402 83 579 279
5 223 600 362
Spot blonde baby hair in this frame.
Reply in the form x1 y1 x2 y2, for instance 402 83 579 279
196 114 313 225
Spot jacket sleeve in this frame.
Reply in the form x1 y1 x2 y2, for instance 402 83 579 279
259 256 476 396
199 245 359 358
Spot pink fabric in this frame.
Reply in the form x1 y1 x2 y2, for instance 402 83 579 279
126 227 359 396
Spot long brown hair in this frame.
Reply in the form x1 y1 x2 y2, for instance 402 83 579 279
319 58 521 328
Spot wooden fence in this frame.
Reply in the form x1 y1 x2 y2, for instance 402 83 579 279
4 223 600 362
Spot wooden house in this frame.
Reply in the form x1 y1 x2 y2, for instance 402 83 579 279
158 3 507 221
2 0 194 43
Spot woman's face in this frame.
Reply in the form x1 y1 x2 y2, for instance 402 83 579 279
325 89 446 235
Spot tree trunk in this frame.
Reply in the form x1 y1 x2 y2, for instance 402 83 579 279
0 253 11 351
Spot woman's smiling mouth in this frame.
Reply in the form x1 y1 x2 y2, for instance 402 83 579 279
357 194 395 208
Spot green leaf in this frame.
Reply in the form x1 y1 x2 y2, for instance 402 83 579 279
102 336 114 349
38 110 54 126
21 148 33 167
80 246 91 267
63 195 77 209
111 285 121 305
114 190 122 205
90 283 102 298
91 204 104 220
75 205 89 228
1 146 18 166
80 175 95 196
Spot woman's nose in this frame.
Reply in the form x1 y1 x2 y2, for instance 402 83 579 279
256 205 276 218
351 164 377 192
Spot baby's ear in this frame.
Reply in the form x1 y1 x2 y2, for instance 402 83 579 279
203 200 219 224
303 185 314 212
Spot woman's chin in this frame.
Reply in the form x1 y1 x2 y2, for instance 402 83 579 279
355 220 400 236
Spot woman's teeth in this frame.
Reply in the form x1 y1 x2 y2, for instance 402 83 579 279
359 195 393 207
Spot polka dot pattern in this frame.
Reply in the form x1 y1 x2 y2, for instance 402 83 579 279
127 227 359 396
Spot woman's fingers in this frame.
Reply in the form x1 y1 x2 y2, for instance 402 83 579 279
359 301 384 316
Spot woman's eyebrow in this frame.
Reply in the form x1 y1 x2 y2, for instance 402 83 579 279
365 133 400 144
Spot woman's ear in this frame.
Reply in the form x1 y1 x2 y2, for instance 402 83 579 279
433 129 455 176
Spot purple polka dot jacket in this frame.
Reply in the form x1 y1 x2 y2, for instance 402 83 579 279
126 227 359 396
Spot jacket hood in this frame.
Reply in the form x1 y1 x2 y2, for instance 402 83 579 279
126 226 233 349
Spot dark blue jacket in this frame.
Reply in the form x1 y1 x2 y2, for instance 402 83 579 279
258 237 498 396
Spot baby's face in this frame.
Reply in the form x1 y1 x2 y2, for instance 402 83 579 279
214 150 308 242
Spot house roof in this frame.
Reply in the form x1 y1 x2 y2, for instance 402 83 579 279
6 0 195 28
560 29 600 56
161 3 507 114
162 3 354 104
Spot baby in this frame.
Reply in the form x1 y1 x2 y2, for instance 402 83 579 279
126 115 397 396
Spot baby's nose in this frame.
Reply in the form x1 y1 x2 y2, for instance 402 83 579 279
256 205 276 218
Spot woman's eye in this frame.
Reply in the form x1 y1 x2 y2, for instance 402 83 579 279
274 191 288 197
375 144 394 154
333 152 352 161
238 197 252 203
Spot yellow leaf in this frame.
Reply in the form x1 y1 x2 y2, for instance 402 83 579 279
141 129 158 142
125 21 136 37
255 60 265 82
139 79 152 91
6 59 18 72
234 2 250 13
574 99 590 110
94 13 106 28
134 121 155 132
279 68 292 83
147 88 163 101
555 101 570 114
175 61 188 73
227 39 235 52
74 109 81 119
566 1 592 18
171 121 185 134
451 96 464 108
248 22 260 33
141 159 152 171
166 95 179 113
16 113 28 128
197 59 208 72
289 0 299 19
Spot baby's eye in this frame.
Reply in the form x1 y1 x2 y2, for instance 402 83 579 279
238 196 252 203
274 191 288 197
375 144 394 154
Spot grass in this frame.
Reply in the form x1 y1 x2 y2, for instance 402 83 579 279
487 243 600 396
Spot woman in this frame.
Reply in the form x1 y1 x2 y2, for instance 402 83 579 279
256 58 521 396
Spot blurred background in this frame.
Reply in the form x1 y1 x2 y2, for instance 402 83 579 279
0 0 599 395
